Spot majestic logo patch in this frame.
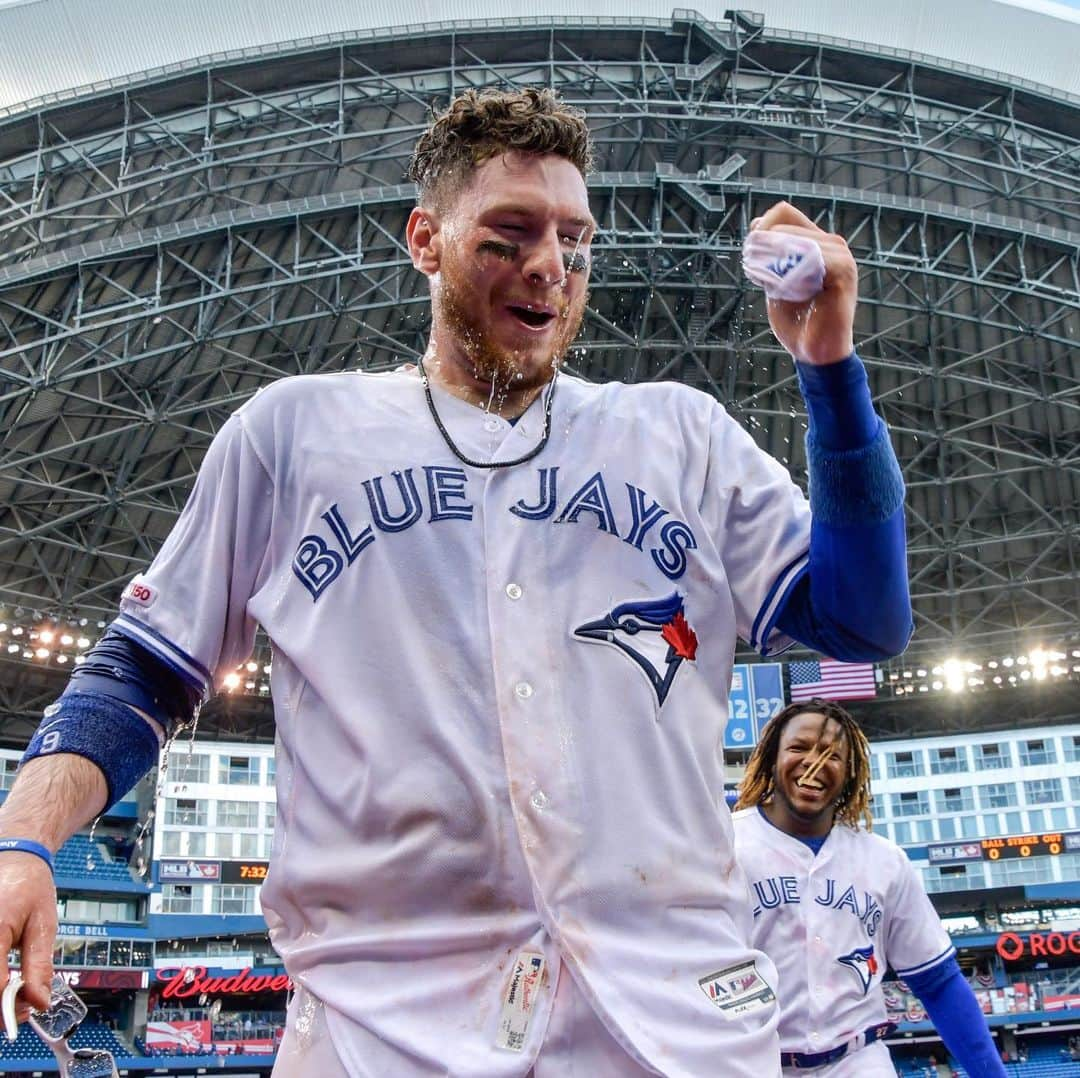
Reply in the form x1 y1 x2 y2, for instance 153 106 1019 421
837 945 878 995
698 960 776 1020
574 592 698 708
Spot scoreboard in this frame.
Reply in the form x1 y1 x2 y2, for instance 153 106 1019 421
928 831 1080 866
724 663 784 749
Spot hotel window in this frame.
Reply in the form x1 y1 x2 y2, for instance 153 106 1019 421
887 751 923 779
936 787 974 813
164 798 206 827
219 755 260 786
979 783 1018 809
1020 739 1057 767
217 800 259 828
930 746 967 774
167 753 209 784
974 743 1010 770
1024 778 1063 805
892 791 929 817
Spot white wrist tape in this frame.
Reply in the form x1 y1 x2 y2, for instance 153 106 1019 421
742 230 826 303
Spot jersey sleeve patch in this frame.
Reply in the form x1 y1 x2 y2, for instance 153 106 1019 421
698 960 776 1020
121 576 158 609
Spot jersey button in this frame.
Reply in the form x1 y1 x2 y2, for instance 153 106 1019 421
484 417 501 433
514 681 534 700
530 790 549 810
505 583 523 600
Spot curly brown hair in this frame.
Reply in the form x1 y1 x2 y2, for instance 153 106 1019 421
407 88 593 210
735 698 874 831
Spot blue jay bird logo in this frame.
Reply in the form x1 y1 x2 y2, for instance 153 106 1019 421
837 946 879 995
573 593 699 708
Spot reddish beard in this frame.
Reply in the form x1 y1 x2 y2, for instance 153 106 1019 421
433 253 586 393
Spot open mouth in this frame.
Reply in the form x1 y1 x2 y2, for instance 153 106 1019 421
507 304 556 329
796 778 825 792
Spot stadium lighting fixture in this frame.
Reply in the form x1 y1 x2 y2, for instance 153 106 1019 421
943 658 965 692
39 630 54 644
223 672 241 690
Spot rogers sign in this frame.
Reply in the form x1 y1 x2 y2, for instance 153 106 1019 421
996 931 1080 962
156 966 293 999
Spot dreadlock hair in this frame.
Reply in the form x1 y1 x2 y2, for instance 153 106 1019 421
407 88 593 211
735 697 874 831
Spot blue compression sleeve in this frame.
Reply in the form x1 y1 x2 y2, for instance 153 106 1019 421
21 628 200 810
771 354 912 660
63 626 201 735
905 959 1006 1077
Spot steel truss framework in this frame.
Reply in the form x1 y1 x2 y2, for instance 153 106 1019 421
0 10 1077 740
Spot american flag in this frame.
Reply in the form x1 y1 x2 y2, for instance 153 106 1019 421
788 659 877 702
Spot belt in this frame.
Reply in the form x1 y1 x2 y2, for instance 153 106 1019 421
781 1022 896 1070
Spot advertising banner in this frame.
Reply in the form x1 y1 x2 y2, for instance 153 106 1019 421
145 1019 211 1052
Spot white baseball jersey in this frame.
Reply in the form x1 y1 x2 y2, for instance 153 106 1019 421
732 808 955 1076
116 368 812 1077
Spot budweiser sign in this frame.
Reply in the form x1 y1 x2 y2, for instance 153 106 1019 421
156 966 293 999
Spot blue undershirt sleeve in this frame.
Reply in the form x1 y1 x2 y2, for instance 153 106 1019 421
771 354 912 660
20 628 201 810
905 958 1006 1077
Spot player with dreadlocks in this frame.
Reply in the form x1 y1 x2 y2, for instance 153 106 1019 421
732 699 1004 1077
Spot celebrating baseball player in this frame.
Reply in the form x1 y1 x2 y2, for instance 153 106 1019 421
0 89 913 1076
733 700 1004 1077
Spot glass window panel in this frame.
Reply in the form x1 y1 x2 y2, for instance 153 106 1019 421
959 816 982 839
0 758 19 791
218 756 260 785
1020 740 1057 767
164 798 207 827
930 746 968 774
936 787 974 813
109 940 132 967
84 940 108 965
217 800 259 828
162 884 198 914
975 743 1010 770
891 792 929 817
887 751 924 779
211 885 255 915
979 783 1018 809
1024 778 1063 805
167 753 209 784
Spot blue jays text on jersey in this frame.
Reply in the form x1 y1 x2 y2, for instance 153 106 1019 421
291 465 698 601
750 875 884 937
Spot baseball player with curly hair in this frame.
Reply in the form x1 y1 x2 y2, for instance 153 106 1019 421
734 700 1005 1077
1 88 913 1076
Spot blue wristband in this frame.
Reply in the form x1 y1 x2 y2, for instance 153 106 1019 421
0 838 54 874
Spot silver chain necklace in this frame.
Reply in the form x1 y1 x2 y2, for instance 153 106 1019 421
416 355 559 470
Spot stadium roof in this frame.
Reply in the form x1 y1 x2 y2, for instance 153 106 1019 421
2 0 1080 112
0 3 1076 743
